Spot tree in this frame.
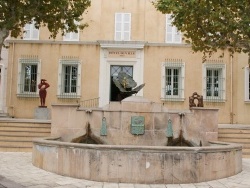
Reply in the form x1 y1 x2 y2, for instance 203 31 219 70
154 0 250 63
0 0 91 59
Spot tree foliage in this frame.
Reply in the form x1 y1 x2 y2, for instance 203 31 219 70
154 0 250 61
0 0 91 59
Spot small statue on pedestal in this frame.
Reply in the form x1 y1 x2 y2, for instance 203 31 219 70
38 79 50 107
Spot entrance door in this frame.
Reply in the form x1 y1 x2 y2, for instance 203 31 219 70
110 65 133 101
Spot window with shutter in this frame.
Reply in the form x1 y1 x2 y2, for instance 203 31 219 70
23 21 39 40
166 14 181 44
115 13 131 41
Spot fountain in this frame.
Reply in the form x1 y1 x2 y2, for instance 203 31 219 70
32 75 242 184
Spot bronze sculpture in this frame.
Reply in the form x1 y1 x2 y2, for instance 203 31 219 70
189 92 204 108
113 71 145 101
38 79 50 107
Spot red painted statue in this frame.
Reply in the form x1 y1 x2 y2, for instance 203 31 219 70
38 79 50 107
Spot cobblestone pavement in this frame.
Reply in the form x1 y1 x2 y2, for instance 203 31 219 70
0 152 250 188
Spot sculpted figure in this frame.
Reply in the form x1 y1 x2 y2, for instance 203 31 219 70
113 71 145 101
189 92 204 108
38 79 50 107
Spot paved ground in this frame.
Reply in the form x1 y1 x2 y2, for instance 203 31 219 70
0 152 250 188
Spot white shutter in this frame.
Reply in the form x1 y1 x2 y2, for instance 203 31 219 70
115 13 122 40
123 13 131 41
115 13 131 41
32 24 39 39
166 14 181 43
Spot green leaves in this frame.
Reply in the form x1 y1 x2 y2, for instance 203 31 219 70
154 0 250 58
0 0 91 39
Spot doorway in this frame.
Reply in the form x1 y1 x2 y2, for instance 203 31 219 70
110 65 133 101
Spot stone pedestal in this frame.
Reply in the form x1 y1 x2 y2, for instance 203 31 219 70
34 107 51 120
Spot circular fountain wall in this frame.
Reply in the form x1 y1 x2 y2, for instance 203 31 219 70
32 96 242 184
33 138 242 184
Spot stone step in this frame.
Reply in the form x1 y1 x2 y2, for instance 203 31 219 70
0 113 10 118
0 141 33 148
0 126 50 133
218 133 250 139
0 119 51 152
0 122 51 128
0 136 41 142
0 131 50 137
243 148 250 153
243 153 250 158
218 128 250 134
219 138 250 143
0 147 32 152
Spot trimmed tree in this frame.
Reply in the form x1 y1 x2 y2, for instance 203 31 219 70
154 0 250 63
0 0 91 59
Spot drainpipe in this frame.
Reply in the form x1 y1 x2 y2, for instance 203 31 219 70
9 42 14 117
230 55 233 124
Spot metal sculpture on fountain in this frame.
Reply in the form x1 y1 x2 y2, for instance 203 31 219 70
113 71 145 101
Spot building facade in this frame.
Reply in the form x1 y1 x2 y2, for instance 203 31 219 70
5 0 250 124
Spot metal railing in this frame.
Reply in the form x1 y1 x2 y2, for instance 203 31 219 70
17 84 39 98
80 98 99 108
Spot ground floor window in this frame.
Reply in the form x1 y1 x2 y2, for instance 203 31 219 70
161 60 185 101
17 58 40 97
57 59 81 98
203 63 226 102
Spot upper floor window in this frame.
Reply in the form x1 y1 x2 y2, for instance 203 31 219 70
115 13 131 41
17 58 41 97
166 14 182 44
161 60 185 101
63 21 80 41
203 63 226 102
23 21 39 40
245 67 250 102
57 59 81 98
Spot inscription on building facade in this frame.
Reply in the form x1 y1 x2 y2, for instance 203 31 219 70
108 50 136 58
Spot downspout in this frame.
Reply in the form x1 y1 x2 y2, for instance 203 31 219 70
230 54 233 124
9 42 15 117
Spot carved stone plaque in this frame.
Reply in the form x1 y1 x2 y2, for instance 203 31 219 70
131 116 145 135
100 117 107 136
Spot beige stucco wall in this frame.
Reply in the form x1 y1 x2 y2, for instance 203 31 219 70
6 42 100 118
5 0 250 124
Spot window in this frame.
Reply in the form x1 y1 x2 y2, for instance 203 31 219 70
17 58 41 97
63 21 80 41
115 13 131 41
161 61 185 101
23 21 39 40
58 60 81 98
203 63 226 102
166 14 181 43
245 67 250 101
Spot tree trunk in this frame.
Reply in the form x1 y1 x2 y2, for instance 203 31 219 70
0 28 9 60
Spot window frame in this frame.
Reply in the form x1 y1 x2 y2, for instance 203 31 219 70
202 63 226 102
57 59 81 98
165 14 182 44
23 21 39 40
17 58 41 97
114 13 131 41
161 61 185 101
245 66 250 102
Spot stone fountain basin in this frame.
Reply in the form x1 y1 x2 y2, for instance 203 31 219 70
32 137 242 184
